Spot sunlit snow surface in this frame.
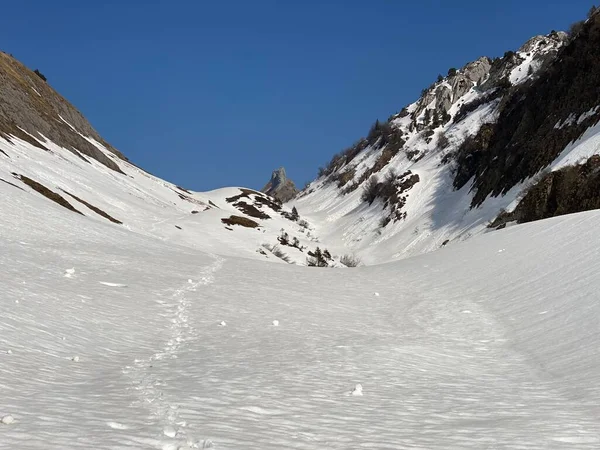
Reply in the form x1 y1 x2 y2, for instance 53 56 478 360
2 169 600 449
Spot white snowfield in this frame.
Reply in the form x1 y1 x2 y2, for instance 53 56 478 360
2 160 600 449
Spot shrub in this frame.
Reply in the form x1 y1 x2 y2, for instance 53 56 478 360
307 247 329 267
278 230 290 245
271 245 292 263
263 244 292 263
361 176 380 204
340 254 361 267
291 206 299 221
335 168 355 188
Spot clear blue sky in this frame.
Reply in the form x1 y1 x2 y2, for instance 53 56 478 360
0 1 593 190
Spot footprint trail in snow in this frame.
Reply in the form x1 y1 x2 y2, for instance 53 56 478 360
122 255 223 449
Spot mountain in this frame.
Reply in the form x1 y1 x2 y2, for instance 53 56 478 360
3 9 600 449
3 12 600 267
293 13 600 263
0 52 338 267
261 167 298 202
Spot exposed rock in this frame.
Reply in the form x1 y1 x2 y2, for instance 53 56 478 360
413 57 492 120
453 15 600 206
491 156 600 227
0 52 126 172
261 167 298 202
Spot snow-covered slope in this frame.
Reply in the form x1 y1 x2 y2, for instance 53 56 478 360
0 129 339 266
293 27 600 263
3 155 600 448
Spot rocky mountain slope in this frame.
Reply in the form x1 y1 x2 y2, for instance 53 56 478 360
0 52 126 171
2 9 600 268
294 10 600 263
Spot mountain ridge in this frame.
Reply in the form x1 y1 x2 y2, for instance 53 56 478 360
293 14 600 262
1 10 600 266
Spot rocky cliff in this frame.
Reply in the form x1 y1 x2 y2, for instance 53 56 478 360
261 167 298 202
294 12 600 261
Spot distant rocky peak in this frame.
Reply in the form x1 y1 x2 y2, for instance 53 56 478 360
261 167 298 203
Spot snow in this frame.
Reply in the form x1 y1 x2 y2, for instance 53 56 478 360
551 118 600 171
350 383 363 396
294 96 505 263
3 144 600 448
1 415 15 425
2 35 600 446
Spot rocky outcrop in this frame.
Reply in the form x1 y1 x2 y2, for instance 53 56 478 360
0 52 126 172
491 156 600 228
453 15 600 206
261 167 298 202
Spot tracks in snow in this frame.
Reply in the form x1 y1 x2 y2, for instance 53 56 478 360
122 254 223 449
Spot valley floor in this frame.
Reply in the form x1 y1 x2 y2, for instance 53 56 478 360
2 191 600 449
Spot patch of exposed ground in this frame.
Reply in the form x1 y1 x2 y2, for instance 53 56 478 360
13 173 82 214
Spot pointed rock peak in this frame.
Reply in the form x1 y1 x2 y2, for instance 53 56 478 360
261 167 298 203
272 167 287 183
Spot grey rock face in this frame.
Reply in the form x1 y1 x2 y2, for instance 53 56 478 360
261 167 298 202
412 57 492 122
0 52 126 172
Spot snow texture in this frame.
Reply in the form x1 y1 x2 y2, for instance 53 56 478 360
2 153 600 448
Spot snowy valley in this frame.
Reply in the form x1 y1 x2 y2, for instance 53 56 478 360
2 8 600 450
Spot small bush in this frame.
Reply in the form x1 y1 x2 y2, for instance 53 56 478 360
340 254 361 267
307 247 329 267
291 206 299 221
335 168 356 188
271 245 292 263
361 176 380 204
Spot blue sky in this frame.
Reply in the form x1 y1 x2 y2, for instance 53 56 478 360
0 1 594 190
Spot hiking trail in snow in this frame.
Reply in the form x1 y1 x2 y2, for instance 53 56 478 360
122 255 223 449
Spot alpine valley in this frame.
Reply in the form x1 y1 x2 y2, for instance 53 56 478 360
2 8 600 450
